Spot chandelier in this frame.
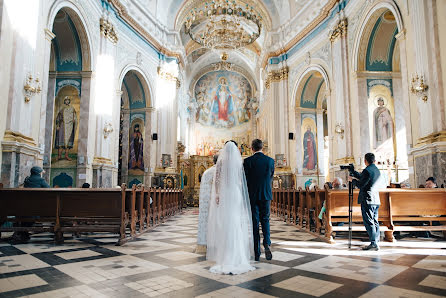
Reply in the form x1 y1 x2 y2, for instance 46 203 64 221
184 0 262 50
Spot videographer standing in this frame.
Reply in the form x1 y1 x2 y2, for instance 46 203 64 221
348 153 382 251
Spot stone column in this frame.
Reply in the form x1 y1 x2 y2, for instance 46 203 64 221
144 108 153 186
250 108 257 140
316 110 325 178
42 73 56 181
330 18 353 166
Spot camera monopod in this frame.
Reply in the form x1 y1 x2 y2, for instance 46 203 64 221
348 179 353 249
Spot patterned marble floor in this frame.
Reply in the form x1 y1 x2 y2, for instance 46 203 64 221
1 209 446 298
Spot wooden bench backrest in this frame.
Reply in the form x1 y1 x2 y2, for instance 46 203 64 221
327 190 390 220
387 189 446 216
0 189 58 217
59 189 123 217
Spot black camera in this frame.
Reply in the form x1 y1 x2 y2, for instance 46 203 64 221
340 163 355 175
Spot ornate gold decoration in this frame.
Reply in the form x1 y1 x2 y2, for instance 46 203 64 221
265 67 289 89
334 123 345 139
261 0 338 68
177 141 186 154
3 130 36 146
100 17 118 43
334 156 355 165
23 74 41 103
103 122 114 139
410 74 429 102
329 18 348 42
184 0 262 50
163 175 176 188
157 66 181 89
415 130 446 147
93 156 113 165
220 52 228 61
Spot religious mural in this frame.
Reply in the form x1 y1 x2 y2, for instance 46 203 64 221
374 97 394 147
128 119 144 176
51 85 80 168
301 115 317 174
194 71 252 129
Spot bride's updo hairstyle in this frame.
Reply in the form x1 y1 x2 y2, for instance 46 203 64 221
225 140 238 148
251 139 263 152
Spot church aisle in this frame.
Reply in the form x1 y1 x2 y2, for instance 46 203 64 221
0 209 445 298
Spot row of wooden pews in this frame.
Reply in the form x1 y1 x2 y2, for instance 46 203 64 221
272 185 446 243
0 184 183 245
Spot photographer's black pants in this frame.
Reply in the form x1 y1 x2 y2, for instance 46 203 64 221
361 202 380 245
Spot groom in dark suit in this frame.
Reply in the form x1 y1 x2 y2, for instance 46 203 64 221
243 139 274 261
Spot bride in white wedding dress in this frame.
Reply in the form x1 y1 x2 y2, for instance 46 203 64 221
206 141 255 275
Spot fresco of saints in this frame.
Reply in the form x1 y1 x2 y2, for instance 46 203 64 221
303 126 317 170
211 77 235 125
374 98 393 147
55 96 77 161
129 123 144 170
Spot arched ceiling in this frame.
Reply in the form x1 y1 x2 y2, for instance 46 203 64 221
137 0 321 31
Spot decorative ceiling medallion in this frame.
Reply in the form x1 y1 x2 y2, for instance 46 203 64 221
184 0 262 50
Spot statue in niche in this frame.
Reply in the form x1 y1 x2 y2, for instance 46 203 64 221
303 126 317 170
129 123 144 171
211 77 235 126
55 96 77 161
374 97 393 147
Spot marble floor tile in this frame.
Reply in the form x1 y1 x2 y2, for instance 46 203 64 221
360 285 444 298
419 275 446 290
272 275 343 297
294 256 408 284
125 275 193 297
268 251 303 262
176 261 288 286
171 237 197 244
156 251 202 260
23 285 108 297
196 286 277 297
105 240 180 254
413 255 446 273
54 255 167 284
13 240 92 254
0 255 50 274
55 249 102 260
0 274 47 293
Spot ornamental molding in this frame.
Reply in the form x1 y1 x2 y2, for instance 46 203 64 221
261 0 338 68
100 17 118 44
265 67 289 89
157 67 181 89
329 18 348 42
107 0 184 67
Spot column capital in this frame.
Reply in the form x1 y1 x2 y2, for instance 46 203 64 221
44 28 55 41
395 29 406 40
329 18 348 42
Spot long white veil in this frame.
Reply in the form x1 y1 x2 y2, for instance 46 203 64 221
206 142 254 274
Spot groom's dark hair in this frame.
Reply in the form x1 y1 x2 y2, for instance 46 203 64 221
213 154 219 164
225 140 238 148
251 139 263 152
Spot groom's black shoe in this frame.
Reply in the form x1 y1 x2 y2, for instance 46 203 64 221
265 246 272 260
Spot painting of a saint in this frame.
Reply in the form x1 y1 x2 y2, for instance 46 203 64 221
374 98 393 147
55 96 77 161
303 126 317 170
211 77 235 125
129 123 144 171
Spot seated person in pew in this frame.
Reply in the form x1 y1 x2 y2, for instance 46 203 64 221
425 177 438 188
318 178 346 224
12 166 49 243
82 183 90 188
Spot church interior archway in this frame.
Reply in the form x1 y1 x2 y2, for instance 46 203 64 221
44 7 91 187
355 8 408 184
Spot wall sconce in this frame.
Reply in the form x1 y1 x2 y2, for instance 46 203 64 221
410 74 429 102
24 74 41 103
334 123 344 139
103 122 114 139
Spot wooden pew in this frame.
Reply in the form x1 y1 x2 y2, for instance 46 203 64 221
0 186 183 244
324 187 393 243
387 189 446 236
